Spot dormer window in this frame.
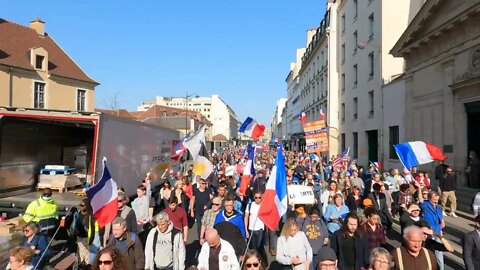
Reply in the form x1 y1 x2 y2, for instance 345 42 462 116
35 55 44 69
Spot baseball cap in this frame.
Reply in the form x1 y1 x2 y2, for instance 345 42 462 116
317 247 337 262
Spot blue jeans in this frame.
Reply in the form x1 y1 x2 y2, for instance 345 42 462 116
311 254 319 270
249 230 267 263
433 236 444 270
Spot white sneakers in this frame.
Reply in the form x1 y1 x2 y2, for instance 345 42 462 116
443 211 447 216
450 212 458 217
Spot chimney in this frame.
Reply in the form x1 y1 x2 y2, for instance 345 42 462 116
30 17 45 36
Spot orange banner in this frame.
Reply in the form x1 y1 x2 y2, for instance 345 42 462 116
303 120 329 153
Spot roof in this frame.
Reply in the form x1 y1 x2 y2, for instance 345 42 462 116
0 18 98 84
390 0 480 57
212 134 228 141
95 109 135 119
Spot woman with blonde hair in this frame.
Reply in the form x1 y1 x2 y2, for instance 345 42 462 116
368 247 393 270
8 246 34 270
276 217 312 270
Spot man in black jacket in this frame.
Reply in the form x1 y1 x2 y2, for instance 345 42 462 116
330 212 369 270
439 166 457 217
367 183 393 229
463 215 480 270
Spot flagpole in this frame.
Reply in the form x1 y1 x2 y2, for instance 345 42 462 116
240 215 259 268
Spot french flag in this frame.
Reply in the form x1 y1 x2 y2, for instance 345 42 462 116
319 108 326 119
86 158 118 228
258 146 288 231
394 141 447 170
299 111 307 123
239 144 255 196
239 117 265 140
171 139 187 160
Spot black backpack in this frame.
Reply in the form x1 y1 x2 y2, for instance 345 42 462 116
152 227 181 258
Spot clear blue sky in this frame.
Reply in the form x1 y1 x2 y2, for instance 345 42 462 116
5 1 326 125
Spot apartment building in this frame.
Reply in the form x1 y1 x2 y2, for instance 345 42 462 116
337 0 423 166
298 3 339 156
0 18 98 111
271 98 287 139
138 94 239 141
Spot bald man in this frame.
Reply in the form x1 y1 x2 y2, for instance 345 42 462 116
197 228 240 270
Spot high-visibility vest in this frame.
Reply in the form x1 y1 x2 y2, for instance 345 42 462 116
23 197 59 232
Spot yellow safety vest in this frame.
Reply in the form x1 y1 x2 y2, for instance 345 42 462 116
23 197 59 223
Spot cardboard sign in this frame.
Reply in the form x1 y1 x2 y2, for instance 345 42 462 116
288 185 315 205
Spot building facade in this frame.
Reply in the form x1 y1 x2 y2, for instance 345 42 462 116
298 3 340 157
0 18 98 111
138 94 239 141
285 48 306 151
271 98 287 139
391 0 480 187
337 0 423 167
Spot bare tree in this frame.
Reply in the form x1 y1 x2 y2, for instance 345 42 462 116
102 90 123 110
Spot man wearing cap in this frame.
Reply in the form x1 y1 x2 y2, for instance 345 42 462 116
317 246 338 270
23 188 59 237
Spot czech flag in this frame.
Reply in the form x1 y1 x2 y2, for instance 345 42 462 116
86 158 118 228
394 141 447 170
239 144 255 196
258 146 288 231
299 111 307 123
239 117 265 140
319 108 326 119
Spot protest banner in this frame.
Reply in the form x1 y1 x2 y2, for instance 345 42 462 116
303 120 329 153
288 185 315 204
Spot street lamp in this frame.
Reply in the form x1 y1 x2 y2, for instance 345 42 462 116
185 92 198 136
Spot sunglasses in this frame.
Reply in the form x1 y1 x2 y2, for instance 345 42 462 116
98 260 113 265
79 204 86 207
200 182 207 185
246 262 260 268
254 197 262 199
212 203 221 206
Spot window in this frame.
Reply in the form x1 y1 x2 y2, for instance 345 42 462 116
389 126 400 159
341 103 345 122
369 13 375 38
353 64 358 87
353 132 358 158
173 112 178 116
34 82 45 109
341 133 346 152
341 43 345 63
77 89 86 111
35 55 44 69
354 0 358 18
368 52 374 78
353 31 358 53
353 97 358 120
341 74 345 93
162 111 167 116
368 90 374 116
341 14 345 33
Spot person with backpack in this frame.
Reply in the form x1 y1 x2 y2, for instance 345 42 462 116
144 212 185 270
106 217 145 270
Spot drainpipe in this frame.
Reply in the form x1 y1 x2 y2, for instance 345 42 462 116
8 67 13 107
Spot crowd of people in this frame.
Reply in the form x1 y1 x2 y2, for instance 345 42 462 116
7 146 480 270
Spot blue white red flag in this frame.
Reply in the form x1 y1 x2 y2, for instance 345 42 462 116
319 108 326 119
86 158 118 228
258 146 288 231
239 144 256 196
239 117 265 140
299 111 307 123
171 137 187 160
394 141 447 169
369 161 382 172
